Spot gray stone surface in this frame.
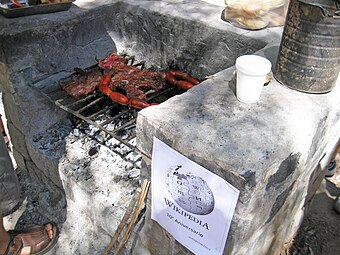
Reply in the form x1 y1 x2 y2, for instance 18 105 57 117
27 118 73 189
135 46 340 254
12 148 26 171
334 196 340 214
0 0 271 138
25 159 66 224
46 121 142 254
0 1 338 255
4 119 143 254
1 91 25 136
7 121 29 159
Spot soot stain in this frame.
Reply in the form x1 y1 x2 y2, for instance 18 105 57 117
265 181 295 224
266 152 301 191
241 170 256 188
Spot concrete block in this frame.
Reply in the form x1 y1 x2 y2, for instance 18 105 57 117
1 93 25 133
3 78 68 137
12 148 26 172
101 2 267 78
25 159 67 224
55 198 111 255
7 121 29 159
26 119 73 189
0 63 15 95
55 128 142 254
0 12 116 137
135 61 340 254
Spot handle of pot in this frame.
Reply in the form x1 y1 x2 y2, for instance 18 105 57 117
333 1 340 18
298 0 340 18
334 4 340 18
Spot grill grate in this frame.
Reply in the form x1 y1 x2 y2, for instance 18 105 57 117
32 62 183 154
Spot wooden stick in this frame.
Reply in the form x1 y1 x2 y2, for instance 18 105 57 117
103 192 139 255
114 179 150 255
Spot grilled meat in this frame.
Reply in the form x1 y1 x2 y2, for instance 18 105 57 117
60 68 102 99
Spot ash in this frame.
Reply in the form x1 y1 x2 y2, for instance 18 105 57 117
64 120 142 179
60 121 142 195
58 120 143 254
7 118 143 254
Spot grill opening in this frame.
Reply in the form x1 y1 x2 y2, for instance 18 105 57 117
32 52 190 154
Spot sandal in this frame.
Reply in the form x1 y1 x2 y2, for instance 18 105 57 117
2 239 22 255
3 223 58 255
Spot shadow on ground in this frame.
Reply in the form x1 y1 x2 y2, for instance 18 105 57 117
290 153 340 255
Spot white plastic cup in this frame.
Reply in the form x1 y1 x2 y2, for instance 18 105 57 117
235 55 272 103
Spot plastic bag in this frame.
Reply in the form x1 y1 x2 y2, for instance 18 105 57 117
223 0 289 30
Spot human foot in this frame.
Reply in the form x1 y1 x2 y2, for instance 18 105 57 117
2 223 58 255
0 232 11 254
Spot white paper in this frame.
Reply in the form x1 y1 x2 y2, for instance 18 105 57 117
151 137 240 255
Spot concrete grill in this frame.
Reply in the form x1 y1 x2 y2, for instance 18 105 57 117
0 1 339 254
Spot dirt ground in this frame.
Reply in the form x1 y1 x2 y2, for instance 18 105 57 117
290 152 340 255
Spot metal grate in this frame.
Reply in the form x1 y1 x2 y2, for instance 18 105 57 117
32 63 182 153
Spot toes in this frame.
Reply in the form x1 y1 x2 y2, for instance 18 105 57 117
44 223 54 239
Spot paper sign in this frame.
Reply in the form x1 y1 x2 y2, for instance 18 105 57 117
151 137 240 255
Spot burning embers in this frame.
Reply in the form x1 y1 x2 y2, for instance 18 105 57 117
60 52 200 109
